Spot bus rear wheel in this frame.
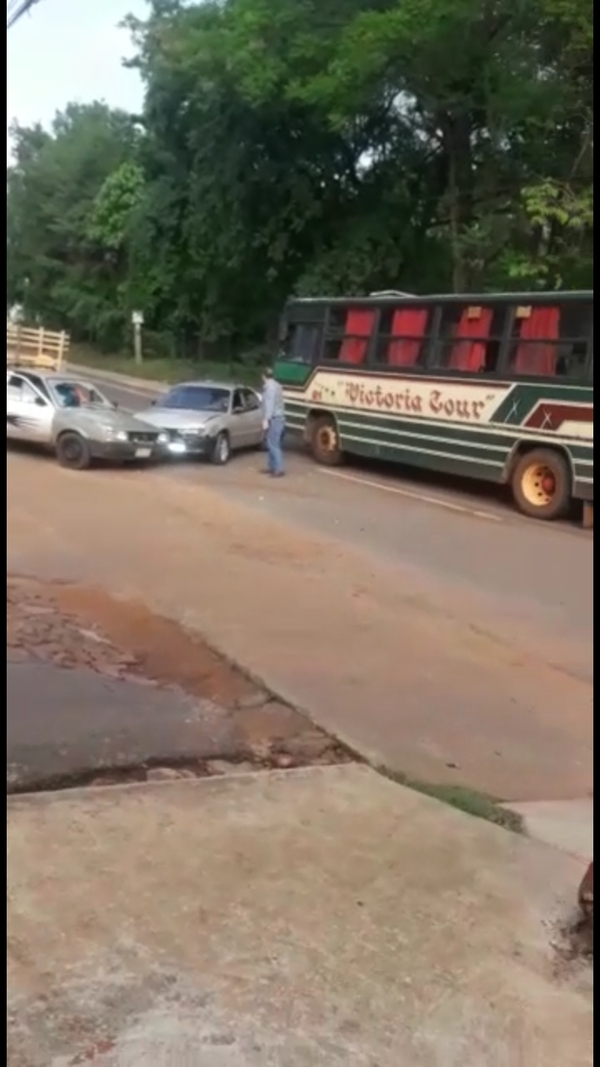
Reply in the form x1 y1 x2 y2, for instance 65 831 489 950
511 448 570 520
309 415 343 466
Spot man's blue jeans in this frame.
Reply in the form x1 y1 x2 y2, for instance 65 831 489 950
266 416 285 475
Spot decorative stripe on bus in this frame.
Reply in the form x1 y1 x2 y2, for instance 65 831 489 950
524 402 594 433
337 432 506 467
276 363 592 407
281 375 592 428
283 398 594 450
336 418 512 453
298 427 592 482
335 421 590 466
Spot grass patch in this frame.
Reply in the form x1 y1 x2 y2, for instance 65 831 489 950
378 766 524 833
69 344 261 387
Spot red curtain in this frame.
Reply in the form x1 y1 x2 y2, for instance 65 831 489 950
448 307 493 372
340 309 375 365
388 309 428 367
514 307 559 376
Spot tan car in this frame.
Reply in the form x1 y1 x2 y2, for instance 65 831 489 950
7 369 167 469
138 381 264 463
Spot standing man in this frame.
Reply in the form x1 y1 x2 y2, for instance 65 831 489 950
261 367 286 477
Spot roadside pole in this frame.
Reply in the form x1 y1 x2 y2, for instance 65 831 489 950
132 309 144 366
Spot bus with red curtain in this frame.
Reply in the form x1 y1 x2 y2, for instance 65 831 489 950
274 290 593 520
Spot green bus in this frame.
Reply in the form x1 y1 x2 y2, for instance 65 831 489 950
274 290 593 521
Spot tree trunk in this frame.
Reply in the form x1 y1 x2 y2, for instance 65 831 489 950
443 114 474 293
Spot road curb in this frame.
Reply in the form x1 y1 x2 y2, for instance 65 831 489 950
500 798 593 861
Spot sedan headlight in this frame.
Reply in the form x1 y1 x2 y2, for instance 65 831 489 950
99 425 128 442
157 432 169 444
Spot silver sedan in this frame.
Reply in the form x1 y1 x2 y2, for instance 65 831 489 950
138 381 264 463
7 369 167 469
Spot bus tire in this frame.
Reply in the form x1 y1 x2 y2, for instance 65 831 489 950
309 415 343 466
510 448 571 520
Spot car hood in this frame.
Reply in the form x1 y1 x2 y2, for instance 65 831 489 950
136 407 222 431
70 406 160 435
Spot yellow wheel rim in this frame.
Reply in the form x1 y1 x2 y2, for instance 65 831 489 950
317 425 338 454
521 463 557 508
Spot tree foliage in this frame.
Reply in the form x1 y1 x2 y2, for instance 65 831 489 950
7 0 593 356
7 103 142 347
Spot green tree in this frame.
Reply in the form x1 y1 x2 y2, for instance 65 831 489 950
223 0 592 292
7 0 592 365
7 102 141 347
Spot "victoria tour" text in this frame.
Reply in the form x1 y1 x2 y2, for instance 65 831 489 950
344 381 491 421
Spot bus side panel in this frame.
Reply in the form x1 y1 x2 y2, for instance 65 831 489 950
279 364 593 500
344 434 506 485
574 479 594 502
569 448 594 502
335 413 509 484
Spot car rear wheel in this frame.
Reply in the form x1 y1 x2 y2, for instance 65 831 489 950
211 432 231 465
510 448 570 520
56 431 91 471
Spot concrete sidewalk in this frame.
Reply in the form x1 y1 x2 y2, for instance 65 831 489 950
503 799 593 863
7 766 592 1067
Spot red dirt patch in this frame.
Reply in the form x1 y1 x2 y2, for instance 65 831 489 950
55 582 260 708
7 576 353 782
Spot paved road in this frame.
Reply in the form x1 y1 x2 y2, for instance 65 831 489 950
7 659 238 791
7 371 593 799
98 374 593 681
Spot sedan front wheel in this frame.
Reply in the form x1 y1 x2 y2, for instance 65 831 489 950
211 432 231 465
56 431 91 471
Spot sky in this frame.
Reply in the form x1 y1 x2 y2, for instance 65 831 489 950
7 0 147 161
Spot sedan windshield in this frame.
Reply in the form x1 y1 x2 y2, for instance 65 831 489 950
158 386 231 413
51 381 108 409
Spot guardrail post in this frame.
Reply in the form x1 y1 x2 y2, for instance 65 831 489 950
58 331 66 371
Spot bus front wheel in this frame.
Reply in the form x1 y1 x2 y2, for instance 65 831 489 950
309 415 343 466
511 448 571 520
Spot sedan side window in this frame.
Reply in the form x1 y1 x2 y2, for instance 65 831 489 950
232 389 245 413
8 376 39 404
242 389 260 411
8 373 27 392
23 373 52 400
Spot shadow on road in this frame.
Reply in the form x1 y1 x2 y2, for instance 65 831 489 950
284 434 587 528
